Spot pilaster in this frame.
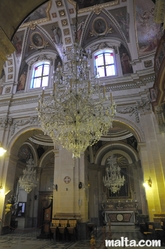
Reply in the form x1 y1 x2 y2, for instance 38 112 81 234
138 112 165 221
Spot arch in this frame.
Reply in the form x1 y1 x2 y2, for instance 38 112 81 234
22 141 39 166
95 141 139 165
113 116 145 143
8 125 48 157
39 148 55 168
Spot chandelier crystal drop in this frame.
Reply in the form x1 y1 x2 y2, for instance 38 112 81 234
18 155 38 193
103 155 125 193
37 2 116 158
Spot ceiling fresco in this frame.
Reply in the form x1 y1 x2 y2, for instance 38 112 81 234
135 0 162 56
4 0 162 94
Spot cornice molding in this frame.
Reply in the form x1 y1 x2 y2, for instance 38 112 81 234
117 96 151 123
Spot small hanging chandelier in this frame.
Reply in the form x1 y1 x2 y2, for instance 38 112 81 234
18 155 37 193
37 1 116 158
103 155 125 193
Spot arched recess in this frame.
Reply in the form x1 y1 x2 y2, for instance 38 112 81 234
112 117 145 143
95 142 139 166
8 126 49 157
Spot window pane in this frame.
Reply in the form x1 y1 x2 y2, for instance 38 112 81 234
98 67 105 77
106 65 115 76
43 64 50 75
33 78 42 88
42 76 49 87
105 53 114 64
96 54 104 67
34 65 42 77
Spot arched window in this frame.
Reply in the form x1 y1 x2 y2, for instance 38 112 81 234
30 62 50 88
94 50 116 77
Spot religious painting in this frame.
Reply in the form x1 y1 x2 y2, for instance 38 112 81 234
119 44 133 75
54 55 62 71
103 154 131 199
31 32 44 48
68 0 119 13
110 7 130 42
93 17 107 35
17 64 28 92
21 1 51 27
107 167 130 198
135 0 162 56
12 31 25 58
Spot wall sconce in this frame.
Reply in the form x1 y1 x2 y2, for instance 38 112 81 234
53 184 58 191
143 177 152 188
79 182 82 189
0 143 7 156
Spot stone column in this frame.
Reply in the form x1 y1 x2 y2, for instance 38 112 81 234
52 146 88 221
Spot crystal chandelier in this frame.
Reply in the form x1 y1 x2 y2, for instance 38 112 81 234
18 155 37 193
37 1 116 158
103 155 125 193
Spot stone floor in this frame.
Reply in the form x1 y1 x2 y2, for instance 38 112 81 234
0 225 164 249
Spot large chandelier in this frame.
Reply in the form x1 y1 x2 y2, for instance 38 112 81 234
19 155 37 193
103 155 125 193
37 2 116 158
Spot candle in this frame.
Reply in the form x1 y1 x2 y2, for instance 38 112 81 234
110 91 113 103
88 81 90 93
70 79 72 89
38 100 40 110
41 88 44 102
103 85 106 98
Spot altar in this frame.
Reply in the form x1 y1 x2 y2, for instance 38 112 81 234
104 210 135 225
102 201 138 225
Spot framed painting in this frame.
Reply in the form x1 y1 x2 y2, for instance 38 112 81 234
92 17 107 35
107 167 131 199
31 32 44 48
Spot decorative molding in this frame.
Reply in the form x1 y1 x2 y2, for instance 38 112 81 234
0 116 12 128
11 116 38 135
90 42 117 53
28 54 54 68
155 103 165 132
117 97 151 123
67 0 119 14
144 60 153 68
10 97 39 106
105 75 155 91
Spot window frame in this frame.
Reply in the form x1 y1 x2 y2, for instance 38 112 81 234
30 61 51 89
94 49 117 78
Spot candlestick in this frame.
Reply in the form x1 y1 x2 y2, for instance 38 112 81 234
53 83 56 94
103 85 106 98
88 80 90 93
110 91 113 103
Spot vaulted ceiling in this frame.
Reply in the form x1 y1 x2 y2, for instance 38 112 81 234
0 0 48 40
